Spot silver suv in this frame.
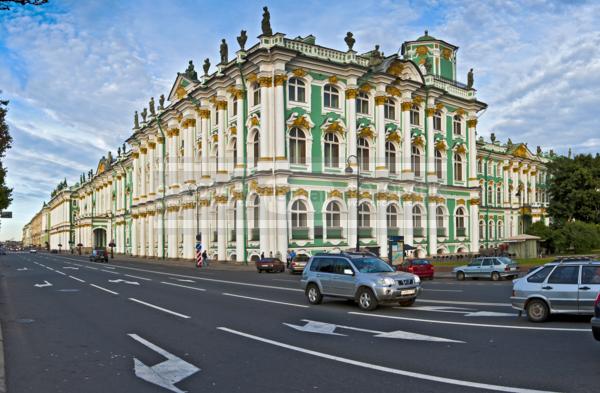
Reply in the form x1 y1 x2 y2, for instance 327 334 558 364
511 260 600 322
300 252 421 311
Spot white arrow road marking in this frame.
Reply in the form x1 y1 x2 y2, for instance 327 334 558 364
34 281 52 288
170 278 195 283
17 267 28 271
299 319 462 343
218 327 559 393
128 334 200 393
464 311 517 317
284 321 346 336
125 274 152 281
62 266 79 270
109 279 140 285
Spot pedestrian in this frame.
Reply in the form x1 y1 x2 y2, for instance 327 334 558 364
202 250 209 267
286 249 292 268
289 249 296 268
260 251 265 260
269 251 273 258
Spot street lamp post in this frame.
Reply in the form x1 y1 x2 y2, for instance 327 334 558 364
345 155 360 252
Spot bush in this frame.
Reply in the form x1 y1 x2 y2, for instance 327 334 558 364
556 222 600 254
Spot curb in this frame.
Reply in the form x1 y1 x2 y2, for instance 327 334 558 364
0 320 6 393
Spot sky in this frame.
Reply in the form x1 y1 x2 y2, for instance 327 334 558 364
0 0 599 241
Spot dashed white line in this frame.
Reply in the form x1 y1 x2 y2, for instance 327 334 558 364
125 274 152 281
68 275 85 283
90 284 119 295
418 299 511 307
160 281 206 291
218 327 558 393
101 269 120 275
55 271 67 276
222 292 308 308
128 298 190 319
85 266 99 270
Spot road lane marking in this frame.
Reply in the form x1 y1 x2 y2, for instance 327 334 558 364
169 278 195 283
54 271 67 276
62 266 79 270
406 306 474 314
101 269 120 275
103 266 115 269
285 321 346 336
90 284 119 295
69 275 85 283
349 312 590 332
222 292 308 308
417 299 512 307
272 278 299 283
129 334 200 393
85 266 99 270
128 298 191 319
422 289 463 292
34 281 52 288
108 279 139 285
160 281 206 291
218 327 558 393
125 274 152 281
16 267 28 271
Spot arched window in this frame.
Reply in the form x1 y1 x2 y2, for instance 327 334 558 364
479 220 485 239
358 137 370 171
497 221 504 239
252 82 261 106
291 200 308 229
386 204 398 228
385 142 396 174
325 201 341 229
436 206 446 236
288 77 306 102
477 159 483 173
324 133 339 168
412 205 423 236
454 153 463 182
433 110 442 131
410 104 420 126
251 130 260 166
411 145 421 177
356 92 369 115
453 115 462 135
323 84 340 109
232 99 238 116
455 207 466 237
251 195 260 228
384 99 396 120
488 220 495 239
435 149 443 179
289 127 306 165
231 138 237 168
358 202 371 228
496 186 502 206
487 185 493 206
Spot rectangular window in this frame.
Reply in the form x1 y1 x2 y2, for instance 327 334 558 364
433 113 442 131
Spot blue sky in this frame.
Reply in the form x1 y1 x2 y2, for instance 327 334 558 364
1 0 599 240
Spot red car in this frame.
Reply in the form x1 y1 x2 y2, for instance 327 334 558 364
397 259 434 279
256 258 285 273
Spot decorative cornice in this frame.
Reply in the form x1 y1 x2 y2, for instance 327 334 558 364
328 189 343 199
292 188 308 198
456 198 466 205
429 195 446 204
215 195 228 204
292 68 307 77
401 193 423 202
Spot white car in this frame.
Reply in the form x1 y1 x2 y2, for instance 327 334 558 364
29 249 37 253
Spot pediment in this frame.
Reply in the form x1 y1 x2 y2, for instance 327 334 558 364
167 73 196 103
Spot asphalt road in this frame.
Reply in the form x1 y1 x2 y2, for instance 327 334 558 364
1 252 598 393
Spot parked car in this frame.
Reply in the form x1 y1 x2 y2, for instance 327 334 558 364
29 249 37 253
89 248 109 263
453 257 519 281
256 257 285 273
289 254 310 274
511 260 600 322
397 259 434 280
592 292 600 341
301 252 421 311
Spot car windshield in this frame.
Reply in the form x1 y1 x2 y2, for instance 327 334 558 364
351 257 394 273
294 255 309 261
498 257 514 265
412 260 430 265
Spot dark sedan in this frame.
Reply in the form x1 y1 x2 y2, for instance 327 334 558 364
592 292 600 341
89 248 109 263
256 257 285 273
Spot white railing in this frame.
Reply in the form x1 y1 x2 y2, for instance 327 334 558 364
283 39 369 67
424 75 476 100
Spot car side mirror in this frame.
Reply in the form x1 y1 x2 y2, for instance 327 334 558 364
343 269 354 276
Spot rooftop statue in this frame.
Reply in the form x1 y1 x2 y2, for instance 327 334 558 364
344 32 355 51
467 68 474 89
220 39 228 64
141 108 147 123
185 60 198 81
203 58 210 76
237 30 248 50
536 145 542 156
134 111 139 129
117 146 121 156
490 132 496 143
261 6 272 36
149 97 155 116
122 143 126 154
159 94 165 110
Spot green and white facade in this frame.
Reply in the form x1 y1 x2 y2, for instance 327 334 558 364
22 29 550 261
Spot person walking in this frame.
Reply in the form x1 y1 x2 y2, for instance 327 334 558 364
260 251 265 260
202 250 209 267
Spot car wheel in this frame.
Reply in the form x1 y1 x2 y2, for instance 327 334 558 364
257 269 262 273
398 298 416 307
306 284 322 305
357 288 378 311
526 299 549 322
593 327 600 341
491 272 500 281
456 271 465 281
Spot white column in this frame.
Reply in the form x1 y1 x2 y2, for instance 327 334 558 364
183 121 194 184
258 76 271 170
200 110 210 179
469 200 480 252
140 148 147 200
503 164 510 207
131 216 138 256
199 199 209 250
401 100 413 178
467 117 478 187
274 75 287 170
428 201 437 256
157 139 165 194
259 190 271 254
375 95 388 177
148 143 156 199
275 187 288 260
346 89 357 159
147 213 155 258
157 207 164 258
426 104 436 181
217 201 227 261
139 214 146 257
183 206 194 260
168 130 180 191
403 201 414 248
236 198 245 262
132 157 139 200
376 197 387 257
234 93 245 177
167 208 177 259
217 102 226 174
347 195 357 249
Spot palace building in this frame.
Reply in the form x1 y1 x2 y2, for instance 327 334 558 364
21 19 551 262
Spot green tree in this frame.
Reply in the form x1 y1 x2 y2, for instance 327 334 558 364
0 0 48 11
556 222 600 254
526 221 556 253
0 93 13 210
547 154 600 225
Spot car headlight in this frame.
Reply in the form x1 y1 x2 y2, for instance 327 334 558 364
377 277 396 286
413 275 421 284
